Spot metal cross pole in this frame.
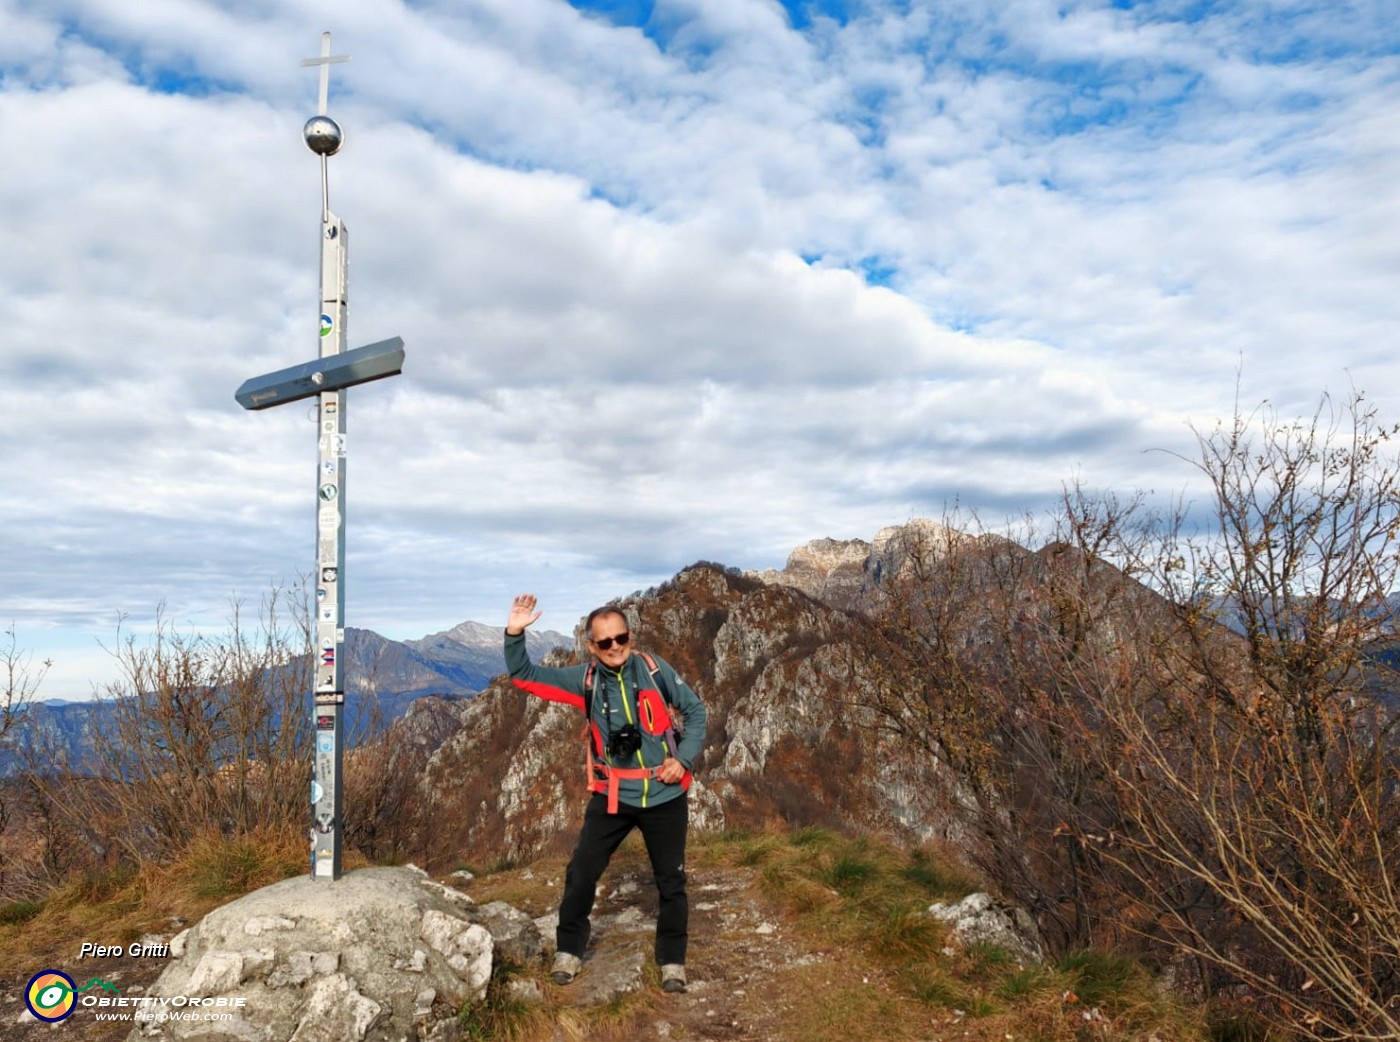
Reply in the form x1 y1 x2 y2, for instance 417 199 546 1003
235 32 404 881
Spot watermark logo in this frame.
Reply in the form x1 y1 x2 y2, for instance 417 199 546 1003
25 971 120 1022
26 968 244 1028
26 970 76 1022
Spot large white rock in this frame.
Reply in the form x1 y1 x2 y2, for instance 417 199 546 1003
126 866 497 1042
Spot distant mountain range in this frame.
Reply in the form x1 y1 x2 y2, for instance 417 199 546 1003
348 619 571 699
2 620 570 777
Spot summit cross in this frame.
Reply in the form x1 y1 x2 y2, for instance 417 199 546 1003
299 31 349 116
236 32 404 883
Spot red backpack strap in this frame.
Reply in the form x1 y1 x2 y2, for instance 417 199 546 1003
638 652 673 711
636 651 684 758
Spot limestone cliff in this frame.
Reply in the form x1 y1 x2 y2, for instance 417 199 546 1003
745 536 871 609
747 519 986 611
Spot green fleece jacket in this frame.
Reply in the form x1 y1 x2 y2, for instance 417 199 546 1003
504 630 707 809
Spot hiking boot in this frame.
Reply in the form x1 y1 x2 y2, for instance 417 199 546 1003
660 964 687 993
551 951 582 985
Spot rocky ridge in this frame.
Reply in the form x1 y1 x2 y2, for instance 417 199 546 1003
413 548 975 869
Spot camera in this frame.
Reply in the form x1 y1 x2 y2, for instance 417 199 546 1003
607 723 642 760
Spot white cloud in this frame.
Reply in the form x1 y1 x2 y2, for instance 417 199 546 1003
2 0 1398 696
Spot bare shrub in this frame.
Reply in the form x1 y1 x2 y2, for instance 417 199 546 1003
32 591 313 868
0 626 50 897
1067 394 1400 1041
342 695 462 864
0 625 47 755
851 391 1400 1040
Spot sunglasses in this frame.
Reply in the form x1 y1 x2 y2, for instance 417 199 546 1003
591 632 631 651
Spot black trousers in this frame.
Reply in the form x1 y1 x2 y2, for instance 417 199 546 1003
557 792 689 966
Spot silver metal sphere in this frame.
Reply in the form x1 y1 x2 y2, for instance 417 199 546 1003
303 115 344 156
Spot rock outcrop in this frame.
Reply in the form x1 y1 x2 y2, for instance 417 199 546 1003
127 866 540 1042
746 536 871 609
747 519 984 610
927 892 1044 966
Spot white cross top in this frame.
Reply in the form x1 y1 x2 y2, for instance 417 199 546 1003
299 32 350 116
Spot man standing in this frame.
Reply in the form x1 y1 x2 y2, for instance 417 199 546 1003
505 592 708 994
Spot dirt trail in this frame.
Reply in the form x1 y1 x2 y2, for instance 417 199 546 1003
548 859 829 1041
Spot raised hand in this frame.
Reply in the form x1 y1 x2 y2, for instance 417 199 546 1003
506 593 543 635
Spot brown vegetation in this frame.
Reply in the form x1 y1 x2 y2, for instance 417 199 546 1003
0 624 49 898
21 593 313 880
848 392 1400 1041
2 823 1205 1042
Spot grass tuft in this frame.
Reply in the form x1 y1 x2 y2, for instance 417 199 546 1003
1207 1004 1278 1042
902 845 979 898
994 964 1056 1000
48 863 139 910
457 966 549 1042
901 962 974 1008
0 899 42 926
962 940 1020 982
186 835 272 899
870 905 946 964
791 825 838 848
823 851 878 892
1056 948 1146 1007
173 828 307 903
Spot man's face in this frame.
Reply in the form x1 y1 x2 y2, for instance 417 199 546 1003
588 613 631 670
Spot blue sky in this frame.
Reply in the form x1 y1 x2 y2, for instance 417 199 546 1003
2 0 1399 698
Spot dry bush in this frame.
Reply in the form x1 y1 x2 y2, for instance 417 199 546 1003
842 511 1155 952
0 626 49 896
30 590 313 871
0 825 310 971
852 392 1400 1040
1067 394 1400 1041
341 694 463 864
